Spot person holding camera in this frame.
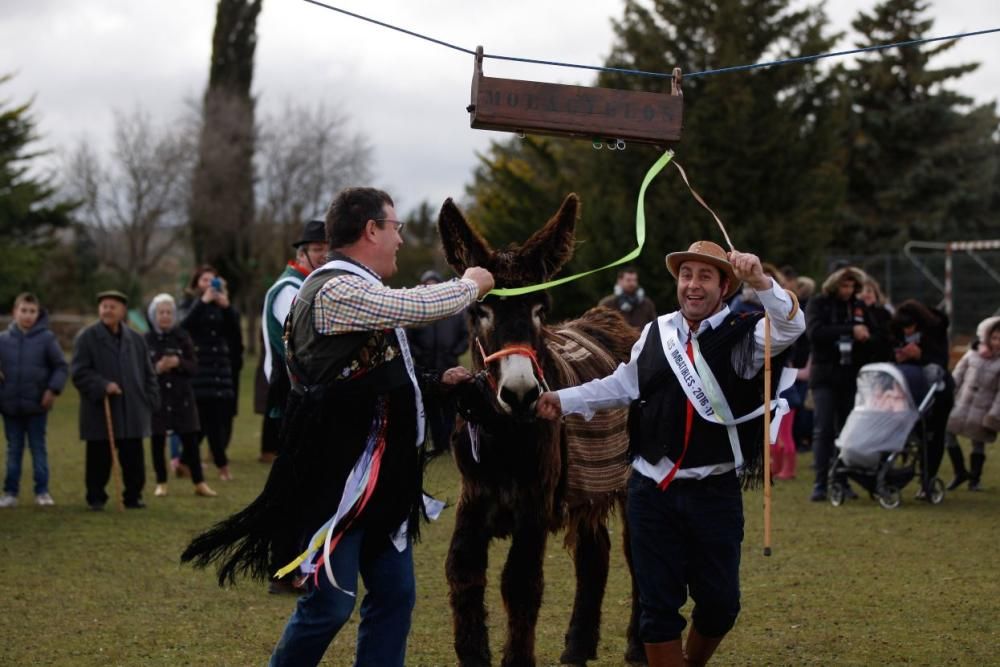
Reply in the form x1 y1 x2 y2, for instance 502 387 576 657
179 266 243 481
146 294 215 498
805 266 890 502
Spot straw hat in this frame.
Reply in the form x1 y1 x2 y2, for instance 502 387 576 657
665 240 740 299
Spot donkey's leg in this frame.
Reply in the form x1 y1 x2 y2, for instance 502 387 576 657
559 514 611 666
500 517 547 667
621 496 647 665
447 496 493 667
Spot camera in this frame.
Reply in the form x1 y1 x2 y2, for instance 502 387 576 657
210 277 223 291
838 335 853 366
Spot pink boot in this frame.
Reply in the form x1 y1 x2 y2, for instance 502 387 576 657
776 408 797 479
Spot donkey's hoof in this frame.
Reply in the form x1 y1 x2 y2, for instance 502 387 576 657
559 644 596 665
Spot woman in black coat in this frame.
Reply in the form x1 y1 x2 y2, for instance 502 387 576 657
146 294 215 498
891 299 955 498
179 266 242 481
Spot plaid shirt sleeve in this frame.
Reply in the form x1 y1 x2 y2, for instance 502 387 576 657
314 275 479 334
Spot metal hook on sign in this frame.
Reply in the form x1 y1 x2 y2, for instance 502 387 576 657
516 131 526 139
607 139 619 151
592 139 604 150
615 138 627 150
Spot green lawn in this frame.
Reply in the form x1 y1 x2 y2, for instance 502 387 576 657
1 358 997 666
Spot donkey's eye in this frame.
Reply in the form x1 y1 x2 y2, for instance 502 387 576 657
473 304 494 334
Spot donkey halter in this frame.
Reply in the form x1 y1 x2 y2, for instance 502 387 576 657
476 337 551 394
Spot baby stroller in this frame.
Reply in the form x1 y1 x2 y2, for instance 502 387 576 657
828 362 948 509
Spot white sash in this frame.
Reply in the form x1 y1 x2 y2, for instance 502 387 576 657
657 317 796 469
315 259 426 447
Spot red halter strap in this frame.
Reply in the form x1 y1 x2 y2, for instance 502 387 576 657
476 338 549 393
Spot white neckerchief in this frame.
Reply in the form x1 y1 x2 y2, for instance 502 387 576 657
658 314 795 468
317 259 425 447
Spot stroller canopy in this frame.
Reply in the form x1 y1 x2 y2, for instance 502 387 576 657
837 363 921 468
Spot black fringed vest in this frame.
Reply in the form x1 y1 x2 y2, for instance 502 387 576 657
283 263 421 543
632 313 777 470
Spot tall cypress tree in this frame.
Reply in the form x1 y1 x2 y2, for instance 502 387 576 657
188 0 262 299
838 0 999 251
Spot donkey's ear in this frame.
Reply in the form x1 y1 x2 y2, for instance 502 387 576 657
438 198 492 273
521 193 578 280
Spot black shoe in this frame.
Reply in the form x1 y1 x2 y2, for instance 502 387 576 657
947 471 971 491
810 486 827 502
124 500 146 509
843 484 859 500
88 502 105 512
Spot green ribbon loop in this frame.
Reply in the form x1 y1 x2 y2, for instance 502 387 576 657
488 149 675 297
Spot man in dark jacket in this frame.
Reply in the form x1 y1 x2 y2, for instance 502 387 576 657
805 267 890 501
0 293 68 507
599 266 657 330
71 291 159 510
407 270 469 453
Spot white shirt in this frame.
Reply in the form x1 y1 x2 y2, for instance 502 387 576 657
557 279 805 482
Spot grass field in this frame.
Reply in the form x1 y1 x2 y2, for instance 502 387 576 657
1 357 998 666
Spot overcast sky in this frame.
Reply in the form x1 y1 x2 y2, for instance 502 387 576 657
3 0 998 216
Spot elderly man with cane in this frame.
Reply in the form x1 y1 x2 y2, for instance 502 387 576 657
71 291 159 510
537 241 804 666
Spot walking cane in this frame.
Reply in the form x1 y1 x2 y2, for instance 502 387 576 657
763 316 773 556
103 395 125 512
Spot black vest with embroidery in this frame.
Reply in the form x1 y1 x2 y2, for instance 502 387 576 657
632 312 779 473
286 265 413 396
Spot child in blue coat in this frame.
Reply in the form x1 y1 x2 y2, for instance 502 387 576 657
0 293 68 507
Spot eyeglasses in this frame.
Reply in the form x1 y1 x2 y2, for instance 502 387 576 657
373 218 405 233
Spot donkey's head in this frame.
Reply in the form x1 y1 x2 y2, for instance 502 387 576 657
439 194 578 420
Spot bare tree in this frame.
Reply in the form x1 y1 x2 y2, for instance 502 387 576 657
63 108 196 297
255 101 372 249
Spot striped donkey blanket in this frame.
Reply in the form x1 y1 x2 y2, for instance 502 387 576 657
544 325 631 507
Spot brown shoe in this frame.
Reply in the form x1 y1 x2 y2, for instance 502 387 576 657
154 484 168 497
218 466 233 481
175 463 190 479
194 482 217 497
258 452 277 464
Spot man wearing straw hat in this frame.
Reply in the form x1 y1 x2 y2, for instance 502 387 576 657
71 290 159 510
537 241 804 666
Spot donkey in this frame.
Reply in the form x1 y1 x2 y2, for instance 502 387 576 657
439 194 645 667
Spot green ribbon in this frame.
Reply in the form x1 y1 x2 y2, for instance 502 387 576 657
488 149 675 297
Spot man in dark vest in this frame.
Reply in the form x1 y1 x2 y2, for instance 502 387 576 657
182 187 493 667
259 217 328 467
537 241 804 666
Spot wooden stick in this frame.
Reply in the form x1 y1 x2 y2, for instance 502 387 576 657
103 395 125 512
762 314 773 556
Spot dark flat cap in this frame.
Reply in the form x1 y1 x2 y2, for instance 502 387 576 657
96 290 128 306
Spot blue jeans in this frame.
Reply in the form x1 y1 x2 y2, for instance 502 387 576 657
626 469 744 642
3 413 49 496
269 527 415 667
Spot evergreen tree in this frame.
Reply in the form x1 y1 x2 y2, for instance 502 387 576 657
0 75 75 309
838 0 999 250
466 1 848 317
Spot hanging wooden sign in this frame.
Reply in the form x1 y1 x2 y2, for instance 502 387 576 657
468 46 683 145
